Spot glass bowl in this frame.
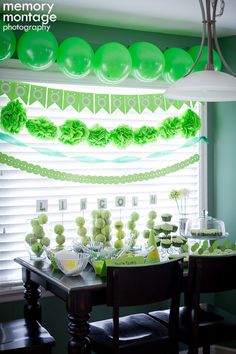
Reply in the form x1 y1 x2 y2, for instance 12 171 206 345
54 250 90 276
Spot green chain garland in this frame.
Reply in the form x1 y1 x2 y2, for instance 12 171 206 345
0 152 200 184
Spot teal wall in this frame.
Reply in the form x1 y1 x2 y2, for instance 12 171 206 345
0 21 199 354
209 36 236 327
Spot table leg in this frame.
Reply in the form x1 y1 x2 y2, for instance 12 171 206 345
22 268 42 322
67 292 91 354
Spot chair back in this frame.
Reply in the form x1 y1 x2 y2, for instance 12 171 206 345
106 258 183 350
188 254 236 295
186 254 236 351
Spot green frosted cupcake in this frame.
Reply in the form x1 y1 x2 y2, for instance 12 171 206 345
161 239 172 249
161 213 172 222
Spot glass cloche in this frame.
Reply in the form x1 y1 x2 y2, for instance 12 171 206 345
184 210 228 238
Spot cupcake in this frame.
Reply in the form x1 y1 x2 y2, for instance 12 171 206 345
161 213 172 222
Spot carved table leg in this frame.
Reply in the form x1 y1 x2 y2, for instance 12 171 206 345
22 268 42 322
67 292 92 354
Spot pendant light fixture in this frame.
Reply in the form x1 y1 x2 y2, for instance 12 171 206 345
165 0 236 102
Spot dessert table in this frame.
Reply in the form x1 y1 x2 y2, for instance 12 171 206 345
15 257 107 354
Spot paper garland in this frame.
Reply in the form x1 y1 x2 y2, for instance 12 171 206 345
0 80 196 114
0 152 200 184
0 131 207 164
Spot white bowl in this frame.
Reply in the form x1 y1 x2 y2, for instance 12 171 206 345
54 250 90 276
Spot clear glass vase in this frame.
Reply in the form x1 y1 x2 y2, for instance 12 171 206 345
179 217 188 236
25 217 51 260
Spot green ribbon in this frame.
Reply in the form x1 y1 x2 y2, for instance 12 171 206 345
0 131 208 164
0 152 200 184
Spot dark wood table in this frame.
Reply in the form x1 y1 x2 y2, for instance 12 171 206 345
15 257 107 354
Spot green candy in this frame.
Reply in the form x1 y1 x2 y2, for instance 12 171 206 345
41 237 50 247
25 233 37 245
75 216 85 226
147 220 155 229
128 220 135 230
33 224 44 238
77 226 87 237
143 230 150 239
100 210 111 220
56 234 65 245
130 212 139 221
116 229 125 240
95 218 105 229
38 213 48 224
54 224 64 235
148 211 157 220
95 234 106 243
31 243 43 256
114 220 123 229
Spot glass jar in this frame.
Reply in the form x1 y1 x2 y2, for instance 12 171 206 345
25 215 51 260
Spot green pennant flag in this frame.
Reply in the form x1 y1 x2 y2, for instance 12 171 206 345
164 97 176 110
79 92 94 112
63 90 80 111
125 95 140 113
0 80 14 100
172 99 184 110
148 94 165 112
139 95 152 113
14 82 30 104
110 94 125 113
95 94 110 113
29 85 47 107
47 87 64 109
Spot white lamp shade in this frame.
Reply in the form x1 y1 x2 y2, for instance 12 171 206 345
164 70 236 102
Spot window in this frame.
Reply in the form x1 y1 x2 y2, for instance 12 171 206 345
0 66 206 291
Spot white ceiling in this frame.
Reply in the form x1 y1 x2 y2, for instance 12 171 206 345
47 0 236 37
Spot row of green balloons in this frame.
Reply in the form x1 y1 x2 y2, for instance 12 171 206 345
0 20 222 84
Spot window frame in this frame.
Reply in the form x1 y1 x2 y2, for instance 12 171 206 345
0 60 208 300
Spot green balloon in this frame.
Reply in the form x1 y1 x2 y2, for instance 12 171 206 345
57 37 94 79
129 42 165 82
188 45 222 72
93 42 132 84
0 20 16 63
163 48 194 84
17 30 58 71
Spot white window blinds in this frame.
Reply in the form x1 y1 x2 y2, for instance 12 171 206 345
0 77 204 290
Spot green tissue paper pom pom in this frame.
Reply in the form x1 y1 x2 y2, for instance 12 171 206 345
1 99 27 134
59 119 88 145
26 117 57 140
110 125 133 148
38 213 48 224
181 109 201 138
54 224 64 235
158 117 181 139
88 125 110 147
134 126 158 145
